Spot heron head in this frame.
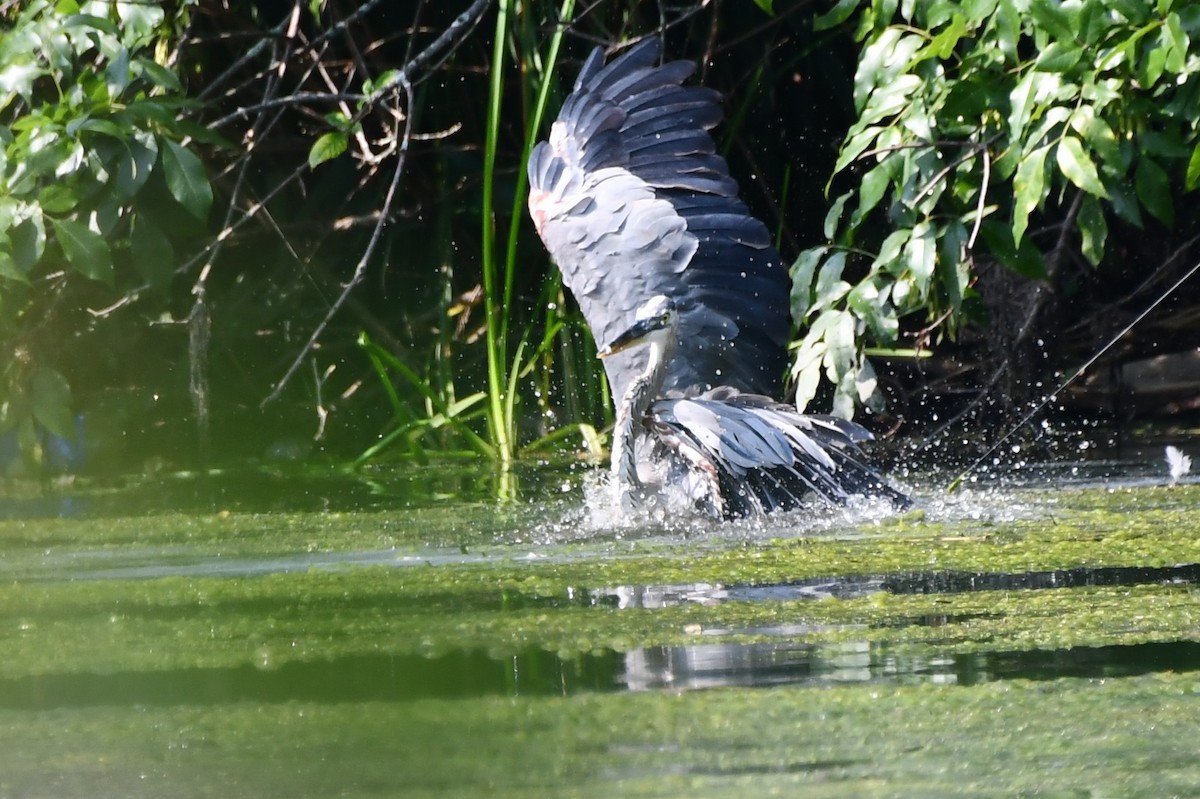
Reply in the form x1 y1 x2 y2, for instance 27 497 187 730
598 295 678 358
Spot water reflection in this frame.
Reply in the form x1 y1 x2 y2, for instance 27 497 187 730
5 639 1199 711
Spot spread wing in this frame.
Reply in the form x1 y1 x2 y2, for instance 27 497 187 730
528 39 789 404
650 391 910 518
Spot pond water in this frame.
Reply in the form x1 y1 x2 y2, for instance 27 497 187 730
1 444 1199 798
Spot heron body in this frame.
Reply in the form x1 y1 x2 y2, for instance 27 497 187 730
529 40 908 518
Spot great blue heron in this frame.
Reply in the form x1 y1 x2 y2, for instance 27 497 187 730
528 39 908 518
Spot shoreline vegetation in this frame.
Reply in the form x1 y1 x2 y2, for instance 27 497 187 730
0 1 1198 480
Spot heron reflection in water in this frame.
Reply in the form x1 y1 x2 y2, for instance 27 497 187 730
528 40 909 518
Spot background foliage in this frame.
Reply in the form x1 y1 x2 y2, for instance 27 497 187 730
794 0 1200 426
2 0 1199 476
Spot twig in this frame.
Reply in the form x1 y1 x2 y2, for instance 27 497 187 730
261 78 414 408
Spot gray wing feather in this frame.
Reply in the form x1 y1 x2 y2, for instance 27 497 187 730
650 392 909 517
528 39 789 402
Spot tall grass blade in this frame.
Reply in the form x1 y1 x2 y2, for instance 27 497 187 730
481 0 514 464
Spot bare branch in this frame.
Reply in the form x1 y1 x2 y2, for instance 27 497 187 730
261 76 415 408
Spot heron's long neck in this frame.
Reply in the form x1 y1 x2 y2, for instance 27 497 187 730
611 327 675 489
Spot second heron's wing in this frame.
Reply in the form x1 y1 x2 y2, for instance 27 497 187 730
528 39 789 402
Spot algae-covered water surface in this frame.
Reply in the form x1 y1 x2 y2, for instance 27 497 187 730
2 457 1199 798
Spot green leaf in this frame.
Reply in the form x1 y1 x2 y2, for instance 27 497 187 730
814 251 851 311
937 219 969 311
929 12 967 59
1007 71 1039 143
903 221 936 295
1186 142 1200 192
1035 42 1082 73
850 161 894 227
751 0 774 14
30 367 74 442
789 246 828 313
0 249 28 283
1163 12 1188 74
64 13 120 36
308 131 348 169
1012 144 1049 244
9 211 45 273
1140 40 1167 87
1135 157 1174 227
37 184 78 214
962 0 999 24
1077 194 1107 266
814 0 859 31
1069 107 1121 169
854 29 922 110
160 138 213 220
132 57 181 92
50 217 113 283
872 228 911 273
993 0 1021 59
835 125 883 173
823 191 851 239
1056 136 1107 197
848 279 898 342
1029 2 1077 42
115 133 159 200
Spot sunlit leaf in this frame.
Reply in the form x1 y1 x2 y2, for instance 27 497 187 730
835 125 883 173
850 160 894 227
1162 12 1188 73
789 246 827 314
50 217 113 284
1140 41 1167 87
1186 142 1200 192
1069 107 1120 169
855 357 882 410
1007 71 1038 142
814 251 851 310
1056 136 1107 197
1012 144 1049 244
750 0 774 14
903 221 936 295
962 0 1000 24
848 279 898 342
823 192 851 239
160 138 213 220
814 0 858 31
872 228 911 274
308 131 348 169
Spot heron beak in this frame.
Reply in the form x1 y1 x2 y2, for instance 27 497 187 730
598 317 659 358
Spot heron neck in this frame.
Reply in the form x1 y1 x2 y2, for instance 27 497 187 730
611 326 676 490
